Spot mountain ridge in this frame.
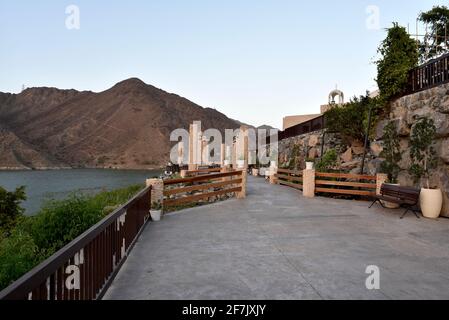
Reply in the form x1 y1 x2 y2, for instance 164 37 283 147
0 78 245 169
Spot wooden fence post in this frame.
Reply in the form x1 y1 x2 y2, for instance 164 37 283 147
302 169 315 198
146 178 164 207
376 173 388 195
269 167 277 184
236 170 247 199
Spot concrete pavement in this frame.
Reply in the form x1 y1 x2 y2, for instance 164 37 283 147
104 176 449 300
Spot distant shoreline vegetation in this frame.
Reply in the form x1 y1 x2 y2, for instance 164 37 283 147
0 166 164 171
0 184 144 291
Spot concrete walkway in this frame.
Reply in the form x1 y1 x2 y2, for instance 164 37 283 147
104 177 449 300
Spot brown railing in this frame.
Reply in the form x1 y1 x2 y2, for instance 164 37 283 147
275 168 303 190
181 167 222 177
407 53 449 94
164 170 244 208
315 172 376 197
0 186 151 300
279 115 325 141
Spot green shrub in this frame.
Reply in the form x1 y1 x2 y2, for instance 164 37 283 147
0 229 43 289
0 186 26 235
376 23 419 102
316 149 338 172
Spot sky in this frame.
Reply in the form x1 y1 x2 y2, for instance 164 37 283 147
0 0 447 129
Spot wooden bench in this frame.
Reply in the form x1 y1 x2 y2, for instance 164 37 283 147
369 184 421 219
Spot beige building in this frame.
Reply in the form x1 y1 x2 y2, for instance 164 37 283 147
282 114 322 130
282 89 347 130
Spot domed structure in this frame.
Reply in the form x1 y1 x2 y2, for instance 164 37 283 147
328 89 344 105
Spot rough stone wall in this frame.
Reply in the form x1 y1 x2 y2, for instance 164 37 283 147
279 83 449 217
377 83 449 217
279 131 380 175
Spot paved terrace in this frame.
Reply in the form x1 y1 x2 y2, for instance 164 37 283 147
104 177 449 300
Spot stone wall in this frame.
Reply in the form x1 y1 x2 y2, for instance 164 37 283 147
279 83 449 217
279 131 380 175
378 83 449 217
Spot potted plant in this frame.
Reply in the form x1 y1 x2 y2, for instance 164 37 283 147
305 158 315 170
379 121 402 208
409 117 442 219
150 201 163 221
237 155 245 168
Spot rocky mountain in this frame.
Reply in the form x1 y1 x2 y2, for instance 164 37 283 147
0 78 242 169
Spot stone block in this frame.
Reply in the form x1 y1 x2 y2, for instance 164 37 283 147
370 141 383 157
340 148 352 163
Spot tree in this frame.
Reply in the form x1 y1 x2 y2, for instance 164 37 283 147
418 5 449 62
376 23 419 102
409 117 438 188
0 186 26 234
324 93 378 143
380 121 401 183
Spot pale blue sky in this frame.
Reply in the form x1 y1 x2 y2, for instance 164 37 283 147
0 1 446 128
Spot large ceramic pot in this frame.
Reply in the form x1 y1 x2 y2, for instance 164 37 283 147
420 188 443 219
305 162 314 170
252 168 259 176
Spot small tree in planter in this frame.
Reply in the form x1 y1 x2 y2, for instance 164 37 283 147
380 120 401 184
409 117 442 218
150 201 163 221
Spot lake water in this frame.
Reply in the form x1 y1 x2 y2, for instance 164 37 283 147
0 169 163 215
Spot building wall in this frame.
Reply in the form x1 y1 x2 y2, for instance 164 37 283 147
282 114 322 130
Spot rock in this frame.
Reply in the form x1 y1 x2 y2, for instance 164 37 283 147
340 160 360 170
308 147 318 159
308 134 320 147
340 148 353 163
439 95 449 114
350 167 362 175
351 140 364 148
441 139 449 164
367 158 384 175
375 120 388 140
352 146 365 155
370 141 383 157
432 113 449 138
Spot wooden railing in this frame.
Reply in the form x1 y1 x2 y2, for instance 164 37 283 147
181 167 222 177
315 172 376 197
275 168 303 190
0 186 151 300
164 170 244 208
407 53 449 94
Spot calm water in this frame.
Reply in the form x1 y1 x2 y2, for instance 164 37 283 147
0 169 163 215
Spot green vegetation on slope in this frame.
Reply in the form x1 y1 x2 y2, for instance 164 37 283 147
0 184 143 290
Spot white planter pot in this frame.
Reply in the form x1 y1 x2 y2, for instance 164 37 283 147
420 188 443 219
305 162 314 170
224 160 230 166
150 210 162 222
270 161 277 168
252 168 259 176
237 160 245 168
381 183 401 209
